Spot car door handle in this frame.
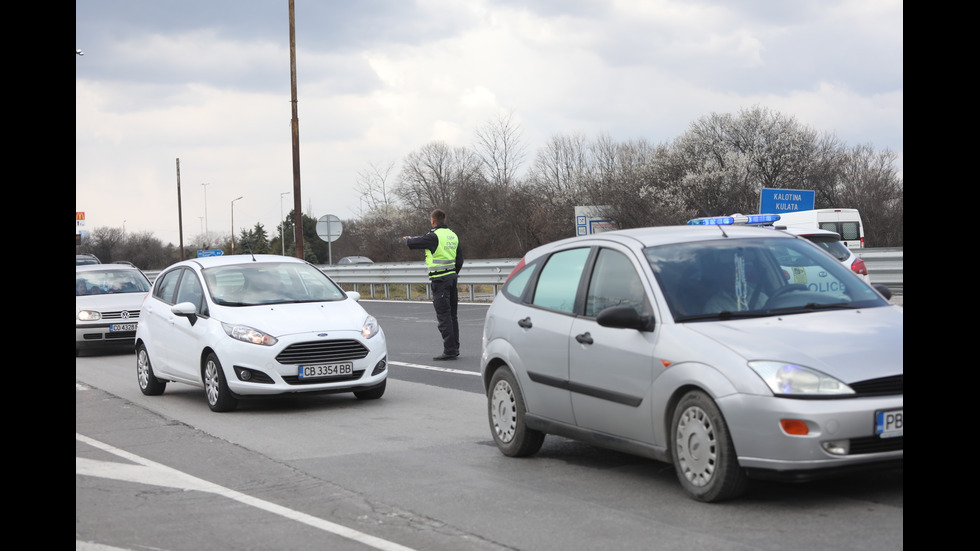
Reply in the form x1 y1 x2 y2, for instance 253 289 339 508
575 332 593 345
518 317 532 329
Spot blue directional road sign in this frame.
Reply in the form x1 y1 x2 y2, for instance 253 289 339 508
197 250 224 257
759 188 815 214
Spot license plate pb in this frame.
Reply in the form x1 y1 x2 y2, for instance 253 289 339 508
875 409 903 438
110 323 138 332
298 362 354 379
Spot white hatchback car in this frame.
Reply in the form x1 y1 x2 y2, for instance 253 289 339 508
76 263 152 355
481 225 902 501
778 226 871 285
135 254 388 412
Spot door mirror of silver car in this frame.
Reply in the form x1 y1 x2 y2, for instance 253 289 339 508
596 306 654 332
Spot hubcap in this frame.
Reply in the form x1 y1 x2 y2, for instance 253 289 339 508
675 405 717 487
205 360 220 406
490 380 517 442
137 349 149 388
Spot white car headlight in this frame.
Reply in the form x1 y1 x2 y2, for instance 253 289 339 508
362 315 380 339
221 322 278 346
748 360 855 396
78 310 101 321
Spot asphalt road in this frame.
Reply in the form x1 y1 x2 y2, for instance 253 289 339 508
76 300 903 551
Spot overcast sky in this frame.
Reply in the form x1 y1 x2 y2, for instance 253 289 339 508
75 0 903 246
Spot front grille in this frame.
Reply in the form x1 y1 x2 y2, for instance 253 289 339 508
850 375 903 396
104 331 137 341
275 339 369 365
849 435 903 455
101 310 140 320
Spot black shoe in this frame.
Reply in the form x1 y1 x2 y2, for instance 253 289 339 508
433 353 458 361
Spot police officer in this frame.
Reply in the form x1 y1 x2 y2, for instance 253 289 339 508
403 209 463 360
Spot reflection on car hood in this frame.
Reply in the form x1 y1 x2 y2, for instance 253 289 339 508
213 299 369 337
684 306 903 383
76 293 148 312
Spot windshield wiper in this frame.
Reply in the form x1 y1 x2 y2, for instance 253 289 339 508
675 310 771 322
764 302 857 315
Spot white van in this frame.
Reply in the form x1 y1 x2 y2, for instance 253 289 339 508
774 208 865 249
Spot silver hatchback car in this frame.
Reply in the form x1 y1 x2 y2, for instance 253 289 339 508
480 224 902 502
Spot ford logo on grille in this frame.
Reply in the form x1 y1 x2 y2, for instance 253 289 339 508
317 333 329 337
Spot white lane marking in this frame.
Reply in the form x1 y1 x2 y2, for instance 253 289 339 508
76 433 418 551
388 361 480 376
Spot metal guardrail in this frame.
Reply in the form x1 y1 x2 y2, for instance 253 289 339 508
144 249 902 300
317 259 520 301
854 248 903 293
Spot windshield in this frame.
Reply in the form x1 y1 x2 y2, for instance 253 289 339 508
202 262 347 306
644 237 885 321
76 269 151 296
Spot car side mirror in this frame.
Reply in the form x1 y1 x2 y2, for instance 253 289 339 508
171 302 199 325
347 291 361 302
873 284 892 300
596 305 655 332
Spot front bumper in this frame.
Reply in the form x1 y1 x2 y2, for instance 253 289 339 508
76 323 138 349
216 330 389 397
719 392 903 474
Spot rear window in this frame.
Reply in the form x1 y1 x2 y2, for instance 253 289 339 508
803 235 850 262
819 221 862 242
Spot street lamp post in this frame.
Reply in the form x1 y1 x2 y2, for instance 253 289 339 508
201 183 210 237
231 196 243 254
280 191 291 256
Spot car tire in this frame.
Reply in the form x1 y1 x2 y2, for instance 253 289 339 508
136 344 167 396
354 379 386 400
204 352 238 412
670 390 748 502
488 367 544 457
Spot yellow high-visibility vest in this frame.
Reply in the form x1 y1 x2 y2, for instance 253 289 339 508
426 227 458 278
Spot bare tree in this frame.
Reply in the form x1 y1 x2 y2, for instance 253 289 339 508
473 111 528 187
87 227 125 264
355 160 398 216
395 141 483 214
834 144 903 247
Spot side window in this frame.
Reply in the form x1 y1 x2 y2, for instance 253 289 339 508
531 248 590 313
584 248 647 317
153 268 181 304
501 259 539 301
175 271 209 316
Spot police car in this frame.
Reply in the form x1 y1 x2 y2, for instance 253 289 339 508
689 214 873 289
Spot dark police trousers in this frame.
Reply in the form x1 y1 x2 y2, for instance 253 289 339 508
431 273 459 355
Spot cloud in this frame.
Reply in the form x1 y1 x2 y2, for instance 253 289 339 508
76 0 902 246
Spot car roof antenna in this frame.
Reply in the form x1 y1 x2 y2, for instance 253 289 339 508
244 241 257 261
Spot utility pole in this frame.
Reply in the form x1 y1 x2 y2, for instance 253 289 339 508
288 0 304 259
176 158 185 260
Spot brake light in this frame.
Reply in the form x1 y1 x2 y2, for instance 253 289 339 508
850 258 868 276
505 258 526 282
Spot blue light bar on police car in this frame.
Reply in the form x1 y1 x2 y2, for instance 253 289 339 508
687 213 782 226
687 216 735 226
744 214 781 225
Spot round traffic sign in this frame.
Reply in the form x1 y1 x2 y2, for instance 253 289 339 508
316 214 343 243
